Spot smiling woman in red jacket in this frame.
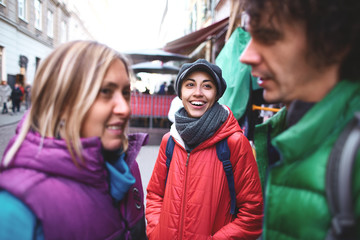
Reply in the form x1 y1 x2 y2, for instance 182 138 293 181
146 59 263 240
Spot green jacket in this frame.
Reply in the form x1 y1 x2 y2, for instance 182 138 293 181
255 80 360 240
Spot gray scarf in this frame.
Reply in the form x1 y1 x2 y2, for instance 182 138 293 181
175 102 228 148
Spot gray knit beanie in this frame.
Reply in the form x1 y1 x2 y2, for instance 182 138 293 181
175 59 227 99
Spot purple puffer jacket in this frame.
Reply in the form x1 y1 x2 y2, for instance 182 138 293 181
0 126 148 240
121 133 149 240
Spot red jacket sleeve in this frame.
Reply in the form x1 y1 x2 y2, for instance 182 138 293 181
213 132 263 240
145 133 170 239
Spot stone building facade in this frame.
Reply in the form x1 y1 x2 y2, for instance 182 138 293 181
0 0 93 86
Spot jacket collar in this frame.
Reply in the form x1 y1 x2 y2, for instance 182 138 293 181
7 128 108 189
170 105 241 151
126 133 149 165
270 80 360 162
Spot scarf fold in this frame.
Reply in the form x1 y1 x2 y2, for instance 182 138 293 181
175 102 228 148
103 149 135 202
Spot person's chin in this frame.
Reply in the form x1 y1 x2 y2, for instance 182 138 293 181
263 90 281 104
102 139 122 151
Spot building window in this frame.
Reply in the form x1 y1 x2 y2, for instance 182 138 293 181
35 57 40 72
207 0 212 11
202 1 207 20
47 10 53 37
191 3 197 31
60 21 67 43
0 47 3 81
18 0 27 20
34 0 42 30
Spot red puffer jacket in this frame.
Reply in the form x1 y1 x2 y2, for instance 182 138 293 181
146 108 263 240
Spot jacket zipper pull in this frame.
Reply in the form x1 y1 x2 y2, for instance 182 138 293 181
185 152 190 166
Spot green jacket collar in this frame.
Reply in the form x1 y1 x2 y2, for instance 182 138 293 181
269 80 360 162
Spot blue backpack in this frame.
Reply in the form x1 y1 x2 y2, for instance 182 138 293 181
164 136 237 215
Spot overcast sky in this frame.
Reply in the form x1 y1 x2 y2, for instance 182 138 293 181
84 0 187 52
96 0 166 52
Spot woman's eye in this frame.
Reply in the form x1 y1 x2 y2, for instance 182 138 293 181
204 84 213 89
123 89 131 100
100 88 112 96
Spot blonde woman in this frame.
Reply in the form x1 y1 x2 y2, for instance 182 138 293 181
0 41 148 240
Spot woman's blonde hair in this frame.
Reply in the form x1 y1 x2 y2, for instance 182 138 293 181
2 40 131 167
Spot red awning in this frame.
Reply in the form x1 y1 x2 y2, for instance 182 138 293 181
163 17 229 55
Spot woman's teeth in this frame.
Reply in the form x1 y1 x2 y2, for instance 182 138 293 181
191 101 204 106
107 125 121 130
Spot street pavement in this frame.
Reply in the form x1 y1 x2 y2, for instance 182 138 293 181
0 105 26 156
137 144 160 200
0 106 160 200
0 106 25 127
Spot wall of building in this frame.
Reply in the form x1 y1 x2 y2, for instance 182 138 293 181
0 20 53 84
214 0 231 22
187 0 212 31
158 0 188 47
0 0 93 85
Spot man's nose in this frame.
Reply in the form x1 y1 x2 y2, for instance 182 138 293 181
239 39 261 65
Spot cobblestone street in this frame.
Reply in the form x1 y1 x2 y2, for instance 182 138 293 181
0 123 16 157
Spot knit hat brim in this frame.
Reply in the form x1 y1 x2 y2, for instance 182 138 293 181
175 59 226 99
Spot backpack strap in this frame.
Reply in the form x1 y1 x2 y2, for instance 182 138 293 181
326 112 360 240
165 136 176 186
216 138 237 215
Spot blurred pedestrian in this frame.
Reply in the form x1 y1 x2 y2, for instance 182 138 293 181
166 80 175 95
19 83 25 102
10 83 23 113
0 80 11 114
0 40 147 240
240 0 360 239
146 59 263 239
157 81 166 95
24 84 31 110
143 87 150 94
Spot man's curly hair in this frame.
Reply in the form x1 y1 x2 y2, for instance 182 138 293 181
243 0 360 81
